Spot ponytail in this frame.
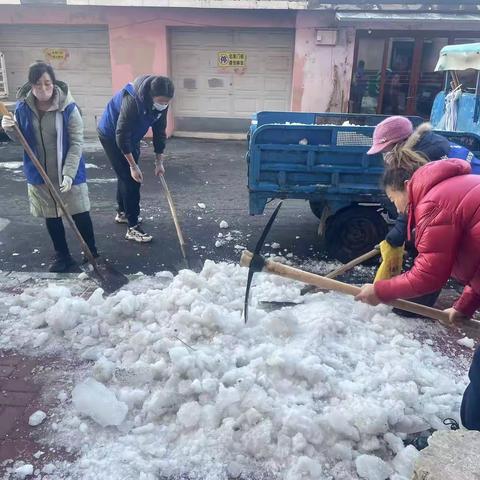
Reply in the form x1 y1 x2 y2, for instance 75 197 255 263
382 146 427 191
384 144 428 170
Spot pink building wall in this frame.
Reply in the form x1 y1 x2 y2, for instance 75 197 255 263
0 5 352 133
293 11 355 113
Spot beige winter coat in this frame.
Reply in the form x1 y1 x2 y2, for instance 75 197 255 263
7 82 90 218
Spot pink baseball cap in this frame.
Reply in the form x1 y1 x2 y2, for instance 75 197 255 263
367 116 414 155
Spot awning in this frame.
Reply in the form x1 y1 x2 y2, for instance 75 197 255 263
435 43 480 71
335 11 480 27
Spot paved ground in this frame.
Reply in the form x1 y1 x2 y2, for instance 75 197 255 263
0 137 323 275
0 350 77 477
0 137 477 477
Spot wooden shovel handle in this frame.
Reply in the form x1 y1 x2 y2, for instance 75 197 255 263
0 101 102 277
325 247 379 279
240 250 476 328
159 175 188 261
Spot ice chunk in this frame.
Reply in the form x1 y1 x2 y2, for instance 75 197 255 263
392 445 420 478
219 220 229 229
14 464 33 478
457 336 475 349
72 378 128 427
177 401 202 428
28 410 47 427
197 203 206 209
93 357 115 383
356 454 393 480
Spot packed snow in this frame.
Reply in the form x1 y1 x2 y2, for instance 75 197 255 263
0 260 472 479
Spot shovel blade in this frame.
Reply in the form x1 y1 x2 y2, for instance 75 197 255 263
82 258 129 294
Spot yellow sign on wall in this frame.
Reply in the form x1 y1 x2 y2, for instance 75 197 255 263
217 52 247 68
44 48 69 62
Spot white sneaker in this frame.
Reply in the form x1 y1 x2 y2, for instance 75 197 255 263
125 225 152 243
115 212 142 224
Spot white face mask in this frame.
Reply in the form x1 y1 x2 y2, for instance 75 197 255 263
153 103 168 112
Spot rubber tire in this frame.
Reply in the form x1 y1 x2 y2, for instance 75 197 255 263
325 206 387 263
309 201 326 219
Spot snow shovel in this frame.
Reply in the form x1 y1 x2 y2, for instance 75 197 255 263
0 102 128 294
159 175 190 269
240 250 480 328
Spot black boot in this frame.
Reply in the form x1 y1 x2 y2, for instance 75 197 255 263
48 253 76 273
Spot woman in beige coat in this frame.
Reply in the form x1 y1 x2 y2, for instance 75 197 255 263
1 62 98 272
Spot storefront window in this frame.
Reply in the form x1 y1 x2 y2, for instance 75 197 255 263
382 38 414 115
415 38 448 118
350 33 480 118
351 38 384 113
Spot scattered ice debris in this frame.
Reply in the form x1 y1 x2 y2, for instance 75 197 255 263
457 336 475 349
72 378 128 427
28 410 47 427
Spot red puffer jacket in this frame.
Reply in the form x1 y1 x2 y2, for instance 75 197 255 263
375 159 480 317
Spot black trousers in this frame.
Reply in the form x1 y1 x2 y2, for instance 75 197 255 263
461 346 480 430
99 136 141 227
46 211 97 257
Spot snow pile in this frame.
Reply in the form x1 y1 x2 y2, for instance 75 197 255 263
0 261 469 480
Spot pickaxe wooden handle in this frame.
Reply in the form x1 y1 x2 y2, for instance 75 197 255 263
240 250 479 328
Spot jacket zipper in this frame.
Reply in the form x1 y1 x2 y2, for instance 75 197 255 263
38 114 59 217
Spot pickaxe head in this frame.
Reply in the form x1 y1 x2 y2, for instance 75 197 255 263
241 202 283 323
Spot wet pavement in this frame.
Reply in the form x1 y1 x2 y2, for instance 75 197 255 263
0 137 324 276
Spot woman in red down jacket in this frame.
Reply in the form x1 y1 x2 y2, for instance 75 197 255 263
355 147 480 430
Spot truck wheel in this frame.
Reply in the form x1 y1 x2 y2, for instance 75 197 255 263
325 206 387 263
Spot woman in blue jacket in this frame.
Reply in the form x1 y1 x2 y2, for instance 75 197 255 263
98 75 174 243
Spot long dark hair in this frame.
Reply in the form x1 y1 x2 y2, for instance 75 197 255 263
28 62 56 85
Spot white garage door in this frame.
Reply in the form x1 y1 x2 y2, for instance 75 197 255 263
170 28 294 134
0 25 112 134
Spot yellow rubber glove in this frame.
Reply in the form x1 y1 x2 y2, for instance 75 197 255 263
374 240 405 282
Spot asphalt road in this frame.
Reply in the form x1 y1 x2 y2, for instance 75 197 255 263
0 137 326 275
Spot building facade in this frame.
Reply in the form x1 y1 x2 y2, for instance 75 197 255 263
0 0 479 136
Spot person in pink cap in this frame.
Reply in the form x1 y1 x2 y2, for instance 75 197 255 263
368 116 480 313
367 116 413 155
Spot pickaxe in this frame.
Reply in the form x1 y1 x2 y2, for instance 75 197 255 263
240 204 479 328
